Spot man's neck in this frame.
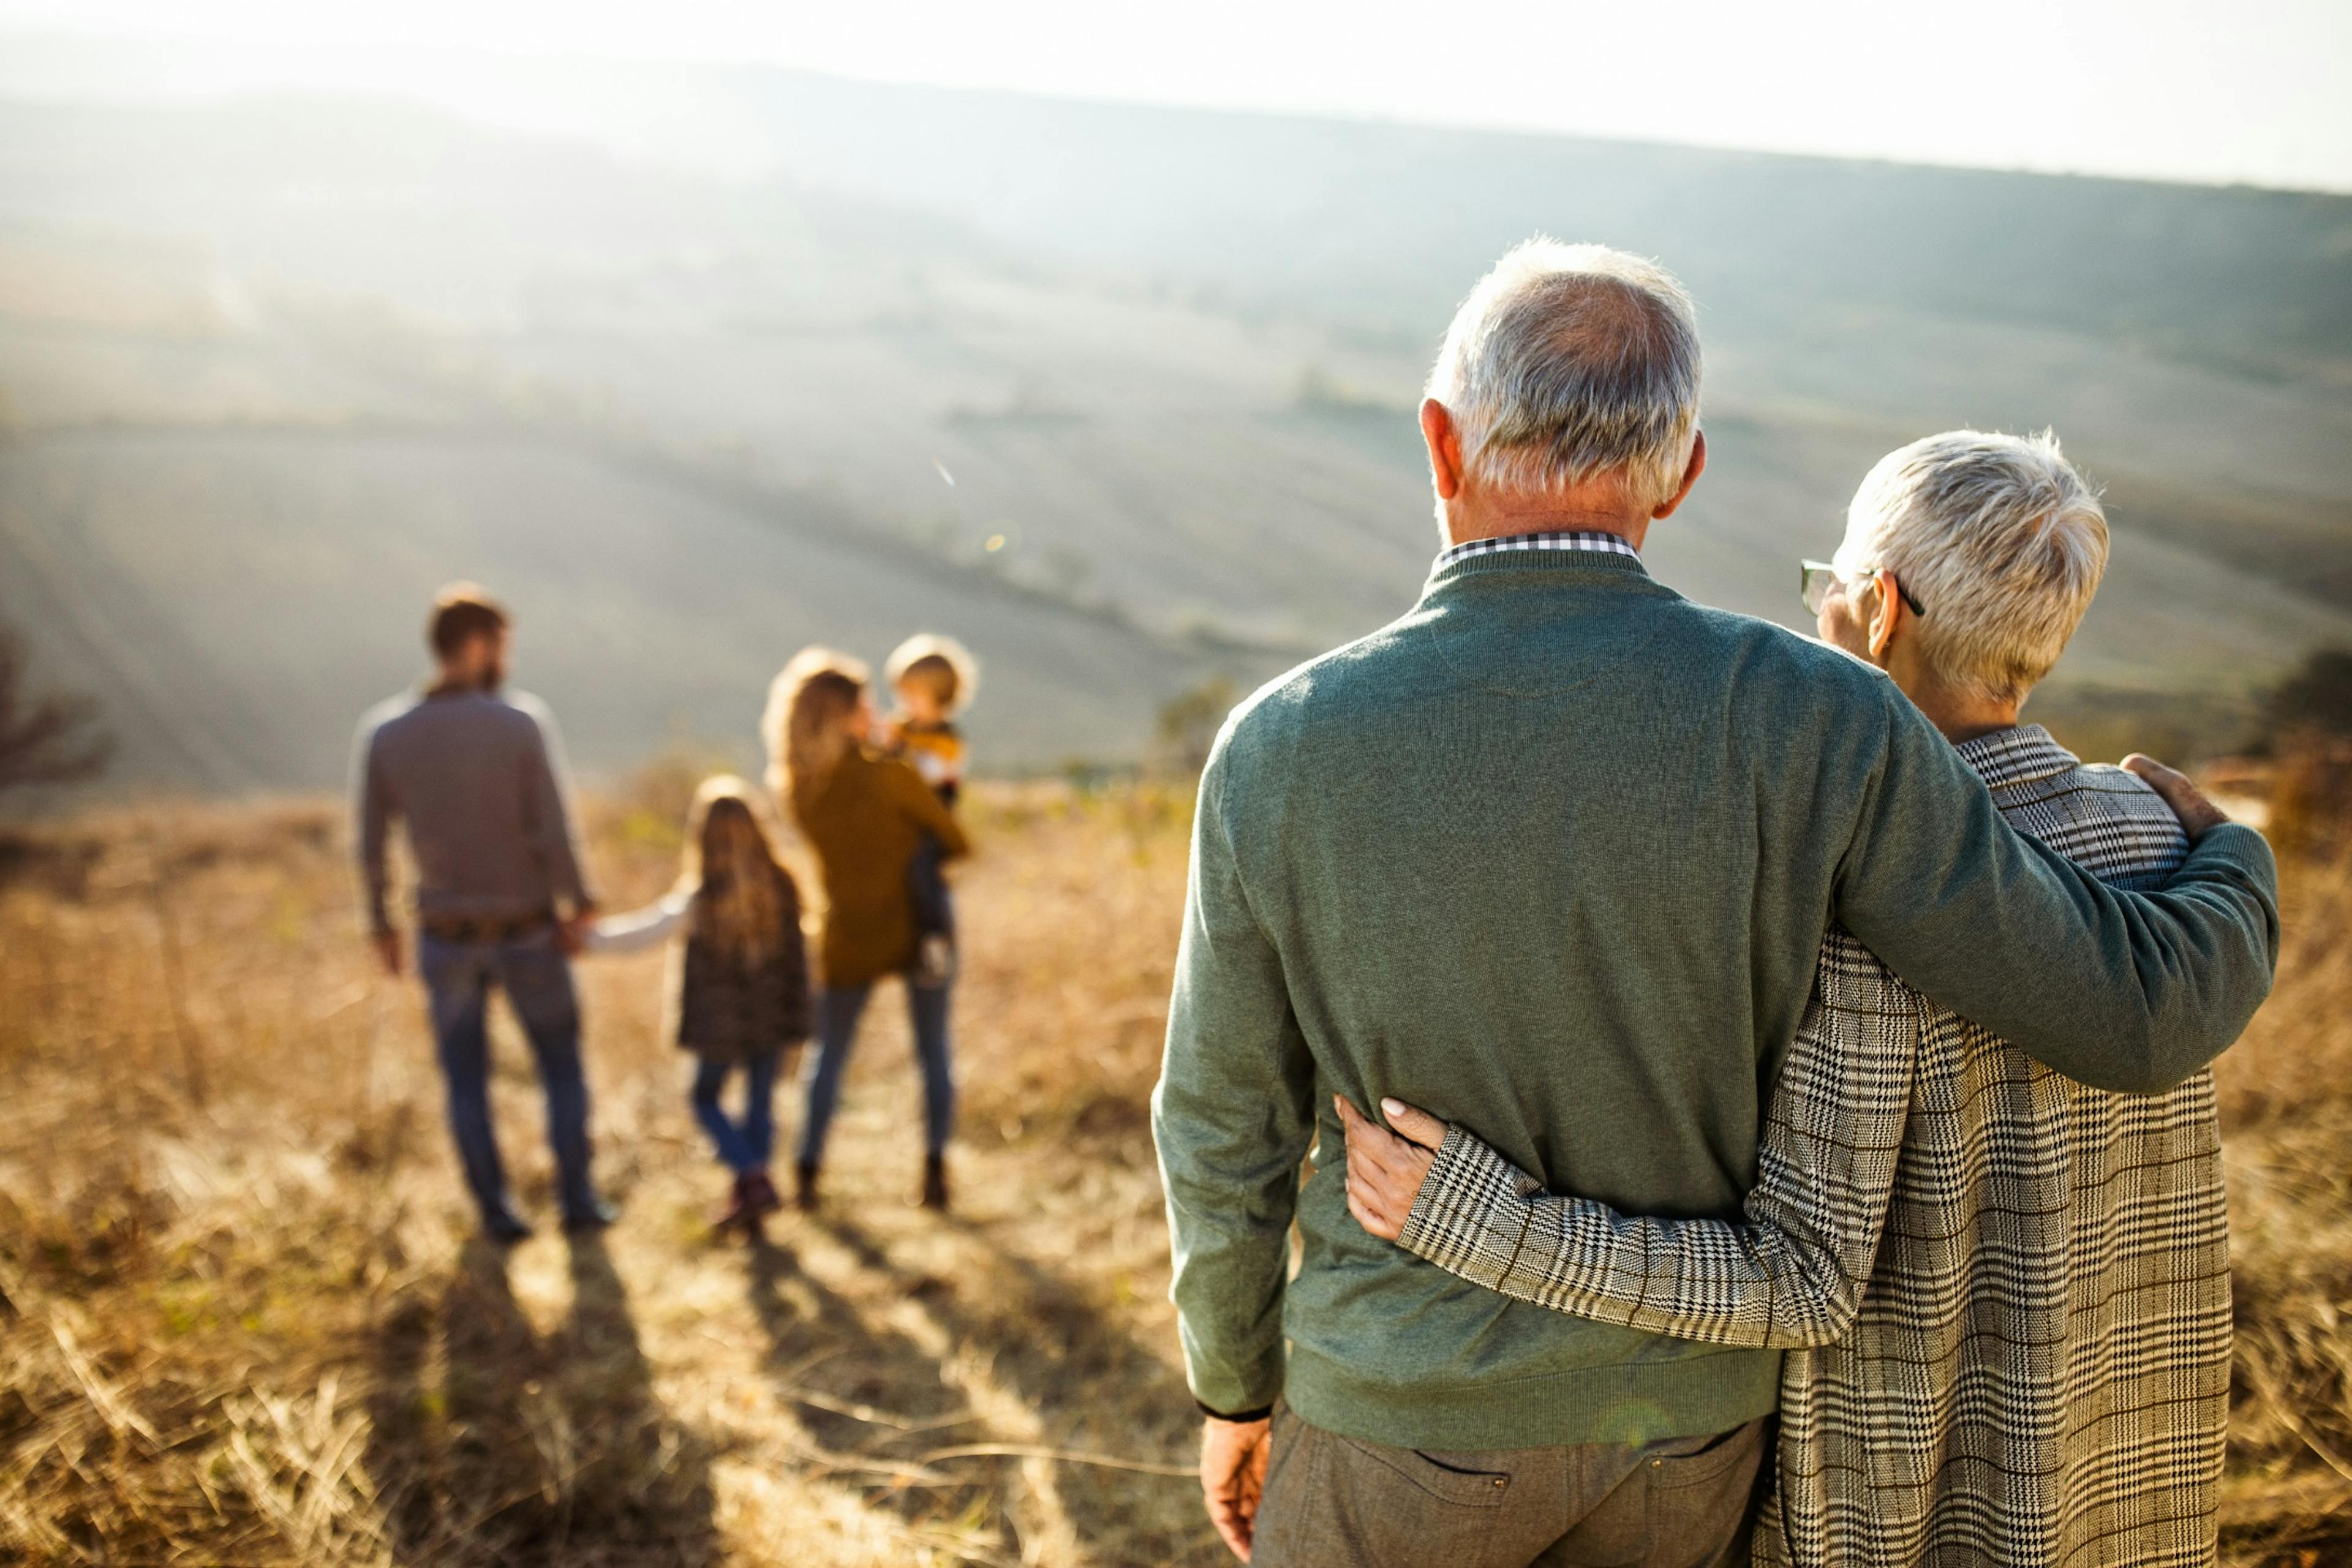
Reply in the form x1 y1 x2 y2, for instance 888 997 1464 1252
1442 496 1651 553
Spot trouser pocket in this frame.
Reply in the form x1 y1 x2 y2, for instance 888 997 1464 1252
1642 1417 1772 1568
1333 1433 1514 1508
1255 1413 1544 1568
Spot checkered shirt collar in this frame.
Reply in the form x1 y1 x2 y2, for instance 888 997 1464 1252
1952 724 2079 790
1433 530 1643 571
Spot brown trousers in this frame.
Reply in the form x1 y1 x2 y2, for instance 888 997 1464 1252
1251 1405 1768 1568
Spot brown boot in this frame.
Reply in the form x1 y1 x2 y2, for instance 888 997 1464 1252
921 1153 949 1212
715 1173 753 1234
794 1163 820 1213
745 1169 782 1216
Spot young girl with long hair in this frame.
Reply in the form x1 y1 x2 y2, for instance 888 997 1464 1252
763 647 970 1212
592 775 810 1232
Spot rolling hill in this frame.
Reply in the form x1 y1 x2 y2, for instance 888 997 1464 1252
0 66 2346 792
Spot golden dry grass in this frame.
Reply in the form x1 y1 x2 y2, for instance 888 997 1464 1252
0 764 2346 1566
0 777 1202 1566
2209 823 2352 1567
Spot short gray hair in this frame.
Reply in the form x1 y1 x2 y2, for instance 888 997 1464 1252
1425 239 1703 508
1834 429 2108 704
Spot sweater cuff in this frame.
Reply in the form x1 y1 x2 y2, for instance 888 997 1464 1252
1197 1400 1273 1423
2188 820 2277 884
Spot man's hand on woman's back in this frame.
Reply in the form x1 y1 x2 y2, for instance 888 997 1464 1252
2123 755 2230 840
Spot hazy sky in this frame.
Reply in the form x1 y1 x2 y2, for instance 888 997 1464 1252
4 0 2348 191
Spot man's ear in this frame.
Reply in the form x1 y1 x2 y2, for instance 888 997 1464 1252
1651 429 1708 519
1420 399 1464 502
1869 570 1905 660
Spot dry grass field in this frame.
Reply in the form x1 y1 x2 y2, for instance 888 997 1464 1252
1 760 2348 1566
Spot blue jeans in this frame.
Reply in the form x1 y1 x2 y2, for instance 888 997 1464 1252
417 929 597 1221
690 1052 780 1174
797 980 952 1168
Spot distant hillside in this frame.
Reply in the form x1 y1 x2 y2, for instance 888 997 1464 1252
0 77 2346 792
0 425 1264 792
695 69 2352 388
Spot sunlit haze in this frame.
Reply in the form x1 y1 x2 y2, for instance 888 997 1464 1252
2 0 2347 191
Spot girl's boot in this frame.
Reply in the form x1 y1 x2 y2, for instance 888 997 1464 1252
745 1167 782 1215
716 1172 753 1234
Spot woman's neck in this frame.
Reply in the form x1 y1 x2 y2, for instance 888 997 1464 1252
1905 676 2022 745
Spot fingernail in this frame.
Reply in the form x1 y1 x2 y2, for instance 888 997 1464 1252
1381 1098 1405 1117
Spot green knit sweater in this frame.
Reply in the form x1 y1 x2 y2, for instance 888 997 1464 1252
1151 547 2278 1450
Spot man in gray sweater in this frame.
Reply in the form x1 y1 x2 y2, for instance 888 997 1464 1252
355 583 611 1241
1150 242 2279 1566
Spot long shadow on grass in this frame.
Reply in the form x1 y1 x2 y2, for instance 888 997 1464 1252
807 1213 1212 1565
743 1232 1011 1547
366 1234 720 1566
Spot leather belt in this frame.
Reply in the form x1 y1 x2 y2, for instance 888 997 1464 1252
418 909 557 944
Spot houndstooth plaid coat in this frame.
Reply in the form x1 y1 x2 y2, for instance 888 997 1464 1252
1397 725 2227 1567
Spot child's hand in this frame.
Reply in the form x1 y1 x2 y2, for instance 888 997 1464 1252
558 908 599 956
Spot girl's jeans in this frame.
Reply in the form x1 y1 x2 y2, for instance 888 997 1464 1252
798 979 952 1168
690 1051 781 1174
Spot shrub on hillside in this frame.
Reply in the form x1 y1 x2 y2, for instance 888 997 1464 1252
0 627 110 796
2267 648 2352 742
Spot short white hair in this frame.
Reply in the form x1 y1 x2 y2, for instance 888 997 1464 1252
1834 429 2108 704
1425 238 1703 509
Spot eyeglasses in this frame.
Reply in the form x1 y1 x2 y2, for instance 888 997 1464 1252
1799 559 1925 619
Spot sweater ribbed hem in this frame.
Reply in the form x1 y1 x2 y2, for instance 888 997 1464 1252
1280 1343 1782 1450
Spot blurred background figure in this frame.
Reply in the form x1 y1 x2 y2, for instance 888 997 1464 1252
589 777 812 1237
881 632 979 986
766 647 971 1213
352 582 612 1242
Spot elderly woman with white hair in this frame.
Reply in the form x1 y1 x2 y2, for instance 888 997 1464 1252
1341 429 2235 1567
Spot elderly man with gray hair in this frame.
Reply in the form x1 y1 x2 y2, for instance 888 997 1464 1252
1151 240 2277 1567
